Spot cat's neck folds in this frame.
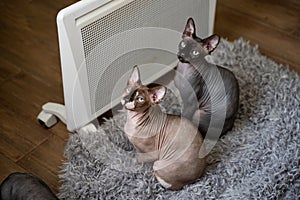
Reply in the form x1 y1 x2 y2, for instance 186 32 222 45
126 105 167 137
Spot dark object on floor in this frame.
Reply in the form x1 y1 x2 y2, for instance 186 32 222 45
0 172 58 200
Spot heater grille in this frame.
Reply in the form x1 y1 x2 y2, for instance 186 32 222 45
80 0 209 115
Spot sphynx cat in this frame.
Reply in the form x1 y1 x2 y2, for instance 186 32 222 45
0 172 58 200
121 66 206 190
175 18 239 138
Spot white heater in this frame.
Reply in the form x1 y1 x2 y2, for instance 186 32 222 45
37 0 217 132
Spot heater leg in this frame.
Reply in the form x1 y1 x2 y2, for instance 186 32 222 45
78 122 98 133
37 102 97 132
37 102 66 128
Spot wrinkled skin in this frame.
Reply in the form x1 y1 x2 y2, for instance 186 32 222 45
122 66 206 190
174 18 239 138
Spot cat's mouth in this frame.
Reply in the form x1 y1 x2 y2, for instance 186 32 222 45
125 103 135 111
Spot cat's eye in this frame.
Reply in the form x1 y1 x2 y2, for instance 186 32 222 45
126 88 130 93
136 97 144 103
180 41 186 48
192 50 199 56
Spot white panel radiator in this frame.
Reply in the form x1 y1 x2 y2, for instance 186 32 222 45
37 0 217 132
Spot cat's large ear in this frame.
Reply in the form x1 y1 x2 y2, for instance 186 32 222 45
202 34 220 54
183 17 196 38
149 86 166 104
128 65 141 86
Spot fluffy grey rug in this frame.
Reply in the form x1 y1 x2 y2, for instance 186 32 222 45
58 38 300 200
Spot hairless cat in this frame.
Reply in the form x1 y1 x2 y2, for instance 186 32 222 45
122 66 206 190
174 18 239 138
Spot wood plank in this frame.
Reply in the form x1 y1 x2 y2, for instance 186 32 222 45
0 73 65 161
218 0 300 34
0 99 51 147
0 45 62 87
0 0 68 81
17 134 67 194
0 73 63 128
17 155 61 194
0 70 63 112
0 153 28 183
0 0 78 54
276 0 300 8
0 56 21 85
17 134 66 175
214 5 300 74
0 124 34 162
48 122 72 141
0 101 51 162
292 27 300 38
0 90 45 161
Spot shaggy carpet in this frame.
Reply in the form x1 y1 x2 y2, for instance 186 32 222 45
58 38 300 200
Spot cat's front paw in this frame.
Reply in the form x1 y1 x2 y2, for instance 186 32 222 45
155 174 172 189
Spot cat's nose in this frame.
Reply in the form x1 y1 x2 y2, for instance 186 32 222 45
177 54 185 62
121 97 128 106
121 99 125 105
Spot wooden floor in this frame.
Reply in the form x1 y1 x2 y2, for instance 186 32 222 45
215 0 300 73
0 0 299 195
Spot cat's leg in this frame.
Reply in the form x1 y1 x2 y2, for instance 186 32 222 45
192 109 210 137
153 160 175 189
153 160 193 190
221 114 236 135
153 172 173 189
194 108 236 137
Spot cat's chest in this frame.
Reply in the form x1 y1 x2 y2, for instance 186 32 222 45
124 120 136 137
127 134 157 153
176 62 195 79
124 121 157 153
124 118 164 153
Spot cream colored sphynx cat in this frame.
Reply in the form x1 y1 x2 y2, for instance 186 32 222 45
121 66 206 190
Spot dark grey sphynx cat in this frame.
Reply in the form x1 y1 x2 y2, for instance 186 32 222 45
0 172 58 200
174 18 239 138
